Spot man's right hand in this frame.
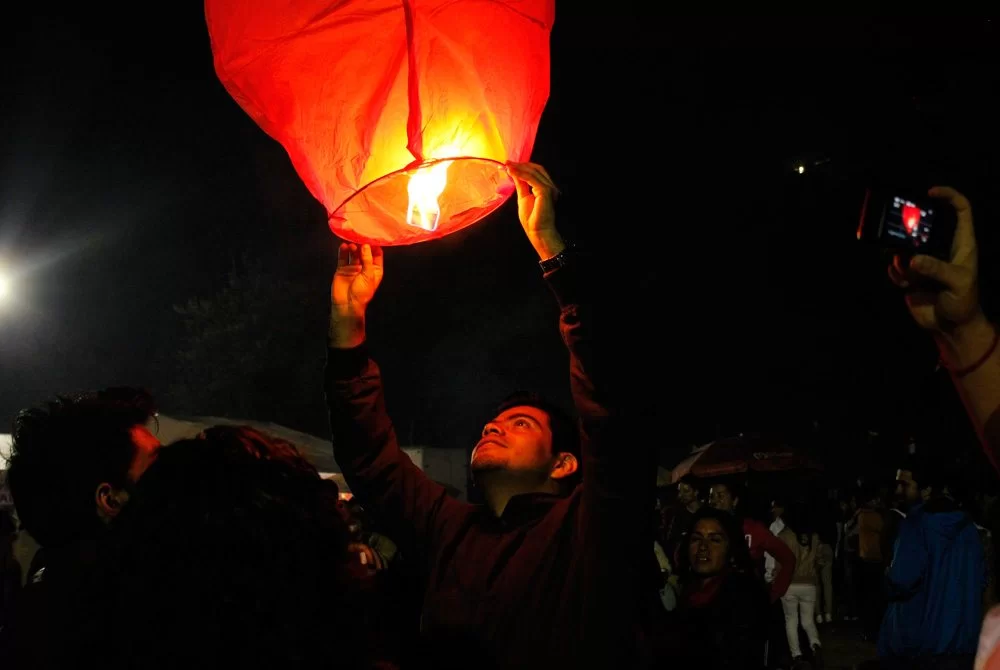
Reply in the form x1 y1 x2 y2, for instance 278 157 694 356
329 242 383 349
888 186 994 368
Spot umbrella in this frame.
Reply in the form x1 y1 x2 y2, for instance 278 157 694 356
670 434 820 483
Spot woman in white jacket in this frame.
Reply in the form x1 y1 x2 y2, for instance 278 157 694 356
780 528 823 668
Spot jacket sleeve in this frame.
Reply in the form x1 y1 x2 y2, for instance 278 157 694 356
885 516 927 599
325 345 465 564
546 257 654 665
762 527 796 602
544 259 651 517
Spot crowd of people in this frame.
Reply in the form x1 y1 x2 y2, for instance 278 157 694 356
651 463 996 670
0 163 998 669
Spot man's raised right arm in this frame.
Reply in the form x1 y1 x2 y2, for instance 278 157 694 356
326 243 460 559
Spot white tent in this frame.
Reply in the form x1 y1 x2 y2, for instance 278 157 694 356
152 414 350 492
154 415 467 499
1 434 13 510
155 414 338 470
0 433 11 466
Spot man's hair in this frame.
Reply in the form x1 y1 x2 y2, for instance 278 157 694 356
494 391 581 492
7 387 155 547
199 425 319 478
677 506 754 576
900 461 944 495
100 425 363 668
710 479 743 502
678 474 701 493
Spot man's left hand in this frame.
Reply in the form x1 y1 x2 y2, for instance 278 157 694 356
506 161 566 261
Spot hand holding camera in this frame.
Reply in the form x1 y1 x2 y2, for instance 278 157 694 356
881 187 984 342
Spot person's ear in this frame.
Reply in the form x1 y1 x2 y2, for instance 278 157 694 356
549 453 579 481
95 483 129 522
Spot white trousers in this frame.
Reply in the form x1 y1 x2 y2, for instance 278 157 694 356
781 583 822 657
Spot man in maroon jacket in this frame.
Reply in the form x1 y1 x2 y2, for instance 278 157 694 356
325 162 651 669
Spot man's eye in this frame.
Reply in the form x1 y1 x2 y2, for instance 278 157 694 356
514 419 529 428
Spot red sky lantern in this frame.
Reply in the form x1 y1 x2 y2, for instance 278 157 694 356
205 0 554 246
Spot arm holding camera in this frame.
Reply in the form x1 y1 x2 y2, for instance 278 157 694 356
888 187 1000 468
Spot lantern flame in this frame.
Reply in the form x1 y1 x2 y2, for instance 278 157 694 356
406 160 454 231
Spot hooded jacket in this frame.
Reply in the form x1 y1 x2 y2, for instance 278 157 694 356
878 497 985 658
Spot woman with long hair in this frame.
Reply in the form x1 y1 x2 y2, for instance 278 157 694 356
670 506 770 669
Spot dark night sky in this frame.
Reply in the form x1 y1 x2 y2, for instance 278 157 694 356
1 9 997 469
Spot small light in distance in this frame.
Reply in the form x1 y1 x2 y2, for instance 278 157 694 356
0 273 8 301
795 164 805 175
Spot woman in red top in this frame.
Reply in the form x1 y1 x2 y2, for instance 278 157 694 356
708 480 797 603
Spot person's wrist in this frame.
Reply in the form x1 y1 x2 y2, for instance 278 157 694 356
936 311 995 369
527 230 566 261
328 312 366 349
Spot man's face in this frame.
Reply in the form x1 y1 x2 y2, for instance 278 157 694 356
770 502 784 522
471 406 555 477
895 469 921 507
709 485 737 513
127 424 162 483
96 423 161 523
677 482 698 506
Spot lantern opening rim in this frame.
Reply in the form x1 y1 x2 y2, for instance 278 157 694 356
329 155 507 223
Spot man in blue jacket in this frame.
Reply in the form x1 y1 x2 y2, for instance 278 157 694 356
878 468 985 668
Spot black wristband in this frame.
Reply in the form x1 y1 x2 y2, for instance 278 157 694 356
538 244 578 273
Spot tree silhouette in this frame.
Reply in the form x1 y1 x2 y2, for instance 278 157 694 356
162 256 329 435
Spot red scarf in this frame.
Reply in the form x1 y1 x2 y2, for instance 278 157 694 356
684 567 732 608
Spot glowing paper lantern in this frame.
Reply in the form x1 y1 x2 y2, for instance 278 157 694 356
902 203 921 233
205 0 554 246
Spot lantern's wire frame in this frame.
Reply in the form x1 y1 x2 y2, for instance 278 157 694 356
329 155 510 223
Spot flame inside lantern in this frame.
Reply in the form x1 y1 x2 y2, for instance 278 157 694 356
406 159 454 231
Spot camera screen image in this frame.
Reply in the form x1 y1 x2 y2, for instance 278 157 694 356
883 196 934 249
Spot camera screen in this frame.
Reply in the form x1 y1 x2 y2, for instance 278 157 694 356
883 196 934 249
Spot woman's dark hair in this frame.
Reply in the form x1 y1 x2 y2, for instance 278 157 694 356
101 425 363 668
676 506 753 576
